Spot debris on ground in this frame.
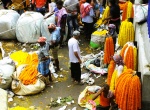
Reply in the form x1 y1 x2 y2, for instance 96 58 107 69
48 96 74 108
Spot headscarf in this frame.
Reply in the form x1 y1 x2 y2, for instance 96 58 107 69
108 24 116 36
37 37 47 43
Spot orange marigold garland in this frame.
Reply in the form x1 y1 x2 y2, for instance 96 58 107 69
107 60 116 85
115 69 141 110
124 46 134 70
104 37 114 64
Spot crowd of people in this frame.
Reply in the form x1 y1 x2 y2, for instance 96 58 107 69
0 0 123 109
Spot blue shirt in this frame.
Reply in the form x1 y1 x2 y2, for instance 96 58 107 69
50 27 61 43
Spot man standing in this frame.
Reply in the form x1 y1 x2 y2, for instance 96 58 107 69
63 0 79 41
48 23 61 71
68 30 83 85
37 37 53 84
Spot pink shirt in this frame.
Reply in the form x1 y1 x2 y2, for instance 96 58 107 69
32 0 46 8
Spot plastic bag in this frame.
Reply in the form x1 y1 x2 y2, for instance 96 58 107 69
0 9 20 39
16 11 44 43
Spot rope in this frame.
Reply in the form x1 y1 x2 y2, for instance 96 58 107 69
0 2 79 35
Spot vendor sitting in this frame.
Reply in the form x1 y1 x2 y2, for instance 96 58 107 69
92 84 116 110
37 37 53 84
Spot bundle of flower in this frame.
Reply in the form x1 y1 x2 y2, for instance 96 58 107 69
110 65 127 91
115 69 141 110
10 51 38 67
95 6 110 28
104 36 114 64
122 1 134 21
118 20 134 47
19 65 38 85
120 42 137 70
107 60 116 85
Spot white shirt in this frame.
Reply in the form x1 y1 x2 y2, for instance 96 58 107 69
68 37 81 63
63 0 78 11
82 3 95 23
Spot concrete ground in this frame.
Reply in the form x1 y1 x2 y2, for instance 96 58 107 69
0 4 106 110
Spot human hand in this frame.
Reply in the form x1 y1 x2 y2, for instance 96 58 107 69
79 59 82 64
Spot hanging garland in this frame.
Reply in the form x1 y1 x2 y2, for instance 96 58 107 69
104 36 114 64
120 42 137 71
115 69 141 110
122 1 134 21
147 0 150 38
95 6 110 28
107 60 116 85
118 20 134 47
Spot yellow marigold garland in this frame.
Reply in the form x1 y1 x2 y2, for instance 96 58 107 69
118 20 134 47
95 6 110 28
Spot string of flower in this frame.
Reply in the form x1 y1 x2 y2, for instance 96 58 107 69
115 69 141 110
104 36 114 64
118 20 134 47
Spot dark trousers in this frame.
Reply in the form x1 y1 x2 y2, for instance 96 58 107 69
96 105 110 110
70 62 81 82
66 15 78 41
83 22 94 40
36 7 46 15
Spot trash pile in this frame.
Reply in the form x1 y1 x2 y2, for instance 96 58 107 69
81 51 108 75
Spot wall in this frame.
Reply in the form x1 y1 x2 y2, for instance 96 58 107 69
135 22 150 110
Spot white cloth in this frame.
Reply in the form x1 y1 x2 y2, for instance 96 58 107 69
68 37 81 63
81 3 95 23
63 0 78 11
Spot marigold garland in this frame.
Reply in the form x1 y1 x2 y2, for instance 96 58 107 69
19 64 38 85
107 60 116 85
115 69 141 110
118 20 134 47
104 37 114 64
122 1 134 21
95 6 110 28
10 51 38 67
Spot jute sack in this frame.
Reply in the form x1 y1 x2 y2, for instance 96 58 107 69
11 65 45 95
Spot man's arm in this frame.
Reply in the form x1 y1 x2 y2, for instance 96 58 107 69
92 87 104 100
74 52 82 64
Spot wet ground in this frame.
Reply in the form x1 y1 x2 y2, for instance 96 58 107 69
0 4 107 110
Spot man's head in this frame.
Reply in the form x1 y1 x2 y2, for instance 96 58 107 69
108 24 116 35
37 37 47 46
112 54 124 65
48 23 56 33
73 30 80 39
56 0 63 9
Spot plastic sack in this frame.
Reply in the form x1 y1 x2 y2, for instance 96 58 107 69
134 5 148 23
16 11 44 43
78 86 100 109
0 61 15 89
90 30 107 49
0 88 8 110
0 9 20 39
41 20 51 42
87 86 101 93
11 65 45 95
